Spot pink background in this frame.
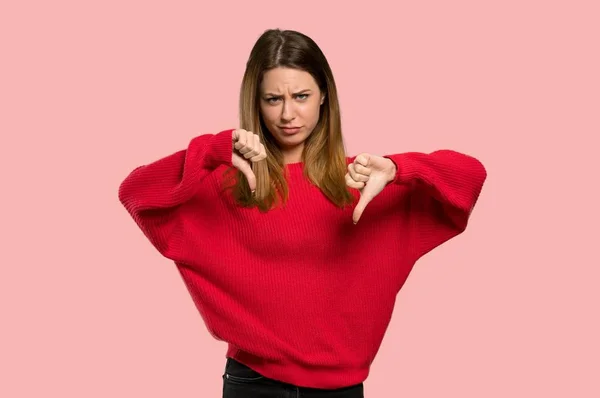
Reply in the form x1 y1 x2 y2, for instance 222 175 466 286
2 1 599 397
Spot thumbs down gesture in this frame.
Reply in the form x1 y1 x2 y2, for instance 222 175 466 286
345 153 397 224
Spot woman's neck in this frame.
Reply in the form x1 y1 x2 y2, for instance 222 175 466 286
281 144 305 164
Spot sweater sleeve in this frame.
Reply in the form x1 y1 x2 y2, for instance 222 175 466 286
118 128 234 261
384 149 487 260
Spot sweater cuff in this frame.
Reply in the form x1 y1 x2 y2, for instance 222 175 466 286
384 153 422 185
205 129 234 169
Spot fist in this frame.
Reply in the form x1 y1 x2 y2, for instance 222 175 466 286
232 129 267 192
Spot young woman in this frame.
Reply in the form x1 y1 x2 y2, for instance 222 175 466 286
118 28 487 398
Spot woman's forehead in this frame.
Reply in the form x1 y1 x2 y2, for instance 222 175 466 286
260 67 318 92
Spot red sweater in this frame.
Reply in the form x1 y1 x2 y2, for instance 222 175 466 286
118 128 487 389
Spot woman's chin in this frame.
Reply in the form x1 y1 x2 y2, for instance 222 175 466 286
275 133 306 146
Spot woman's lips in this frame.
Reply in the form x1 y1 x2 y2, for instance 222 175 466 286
280 126 302 135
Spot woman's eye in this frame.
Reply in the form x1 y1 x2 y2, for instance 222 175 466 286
265 95 308 103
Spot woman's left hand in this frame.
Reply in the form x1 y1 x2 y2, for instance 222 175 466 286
345 153 397 224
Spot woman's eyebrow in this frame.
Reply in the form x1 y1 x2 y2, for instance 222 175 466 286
264 89 312 96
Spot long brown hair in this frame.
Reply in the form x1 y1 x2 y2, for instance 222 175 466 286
222 28 355 212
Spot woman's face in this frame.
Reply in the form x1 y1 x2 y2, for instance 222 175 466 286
259 67 324 163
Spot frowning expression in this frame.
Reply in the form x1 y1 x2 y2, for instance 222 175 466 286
259 67 325 160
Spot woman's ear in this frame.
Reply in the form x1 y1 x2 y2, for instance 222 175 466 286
320 93 326 105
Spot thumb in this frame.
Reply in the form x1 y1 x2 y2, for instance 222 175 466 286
353 189 374 224
236 158 257 192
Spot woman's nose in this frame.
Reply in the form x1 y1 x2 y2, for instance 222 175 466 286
281 101 296 121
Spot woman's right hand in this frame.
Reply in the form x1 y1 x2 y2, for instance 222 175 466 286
232 129 267 192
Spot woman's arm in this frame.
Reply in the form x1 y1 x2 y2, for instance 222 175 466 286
118 129 234 261
384 149 487 259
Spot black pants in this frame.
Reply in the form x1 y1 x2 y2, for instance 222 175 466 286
222 358 365 398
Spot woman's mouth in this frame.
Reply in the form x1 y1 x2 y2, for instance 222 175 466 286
280 126 302 135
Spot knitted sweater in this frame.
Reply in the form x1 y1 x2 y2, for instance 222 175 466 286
118 128 487 389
